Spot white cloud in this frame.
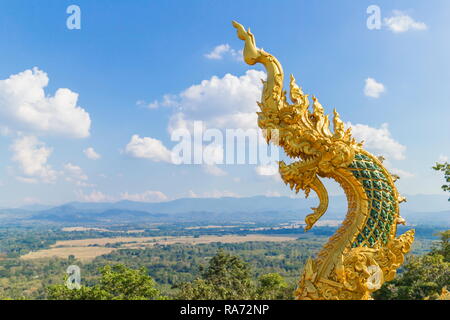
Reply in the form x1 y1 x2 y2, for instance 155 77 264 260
364 78 385 98
347 122 406 160
203 143 224 165
204 44 242 61
11 135 58 183
167 70 265 133
137 94 178 110
127 70 265 166
438 154 449 163
384 11 427 33
0 126 12 136
76 190 112 203
125 134 172 162
76 189 168 203
265 191 281 197
22 197 41 204
83 147 101 160
255 163 279 176
0 68 91 138
120 190 168 203
203 164 227 176
64 163 88 181
16 177 40 184
389 167 414 178
380 159 414 179
187 190 198 198
63 163 93 187
187 189 240 198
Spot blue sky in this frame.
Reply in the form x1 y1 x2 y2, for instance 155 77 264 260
0 0 448 207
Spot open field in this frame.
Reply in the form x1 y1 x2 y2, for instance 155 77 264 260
51 236 170 247
61 227 112 232
185 225 239 230
20 234 298 261
121 234 298 249
21 246 116 261
61 227 145 233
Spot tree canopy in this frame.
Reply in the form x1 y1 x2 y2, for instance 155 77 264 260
373 231 450 300
47 264 164 300
432 162 450 200
175 249 293 300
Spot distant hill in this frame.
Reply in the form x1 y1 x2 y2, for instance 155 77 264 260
402 210 450 226
30 195 348 222
34 207 167 223
50 196 348 215
0 194 448 226
18 204 54 212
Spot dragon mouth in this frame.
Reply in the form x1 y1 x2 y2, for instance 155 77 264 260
298 153 320 166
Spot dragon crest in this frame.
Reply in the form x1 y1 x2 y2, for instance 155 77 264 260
233 21 414 300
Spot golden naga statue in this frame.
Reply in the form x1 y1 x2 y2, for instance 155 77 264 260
232 21 415 300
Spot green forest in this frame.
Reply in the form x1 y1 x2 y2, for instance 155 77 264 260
0 228 448 300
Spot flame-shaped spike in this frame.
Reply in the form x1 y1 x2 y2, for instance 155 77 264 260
309 96 334 137
289 75 302 104
289 74 310 113
392 174 400 182
398 195 407 203
377 156 385 163
345 128 353 139
303 258 315 279
396 216 406 225
312 96 324 116
305 188 311 198
322 114 333 138
333 109 345 139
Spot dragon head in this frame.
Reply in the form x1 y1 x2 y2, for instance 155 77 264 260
263 75 360 177
233 20 360 185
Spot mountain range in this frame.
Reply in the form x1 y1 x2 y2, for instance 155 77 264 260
0 194 448 226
